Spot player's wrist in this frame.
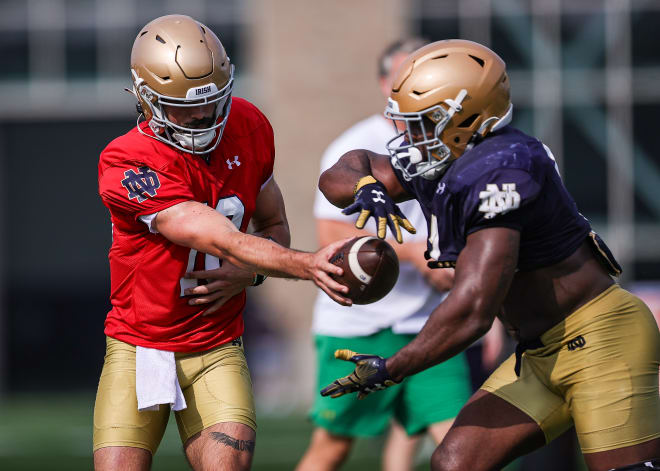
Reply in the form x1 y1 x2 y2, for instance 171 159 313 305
353 175 379 194
296 251 316 280
250 235 277 283
384 356 405 383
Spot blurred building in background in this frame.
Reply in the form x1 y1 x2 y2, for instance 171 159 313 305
0 0 659 417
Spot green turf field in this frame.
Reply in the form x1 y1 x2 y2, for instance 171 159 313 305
0 393 431 470
0 394 587 470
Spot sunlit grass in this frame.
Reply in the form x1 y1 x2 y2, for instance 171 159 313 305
0 393 416 470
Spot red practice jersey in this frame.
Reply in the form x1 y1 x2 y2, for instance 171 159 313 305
98 97 274 352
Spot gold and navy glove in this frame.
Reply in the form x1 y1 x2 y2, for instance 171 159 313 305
320 349 400 400
342 176 416 243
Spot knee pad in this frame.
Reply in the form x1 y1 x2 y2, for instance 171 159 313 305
609 460 660 471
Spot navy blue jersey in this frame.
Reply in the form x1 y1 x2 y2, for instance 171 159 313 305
392 126 592 271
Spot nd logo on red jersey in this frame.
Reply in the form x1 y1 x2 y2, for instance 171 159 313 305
121 166 161 203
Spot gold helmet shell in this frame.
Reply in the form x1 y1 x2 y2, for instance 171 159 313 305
385 39 512 180
130 15 234 154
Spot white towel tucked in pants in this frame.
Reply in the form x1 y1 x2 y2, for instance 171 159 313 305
135 346 187 412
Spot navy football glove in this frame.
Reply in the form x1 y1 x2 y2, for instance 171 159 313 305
320 349 400 400
342 176 415 243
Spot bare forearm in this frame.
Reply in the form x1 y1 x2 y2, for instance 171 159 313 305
213 231 308 279
319 150 372 208
251 178 291 248
386 297 492 381
155 202 308 279
386 229 519 380
154 201 350 304
252 220 291 249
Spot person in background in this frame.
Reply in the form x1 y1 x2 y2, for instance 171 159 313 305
296 39 473 471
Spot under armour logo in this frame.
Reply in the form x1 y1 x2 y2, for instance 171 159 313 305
226 155 241 170
567 335 586 351
478 183 521 219
371 189 386 203
121 166 161 203
436 182 446 194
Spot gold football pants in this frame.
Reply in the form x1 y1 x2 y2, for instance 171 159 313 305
93 336 256 454
482 285 660 453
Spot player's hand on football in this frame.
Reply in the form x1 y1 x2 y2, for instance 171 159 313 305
342 176 415 243
183 262 255 315
308 239 352 307
320 349 400 400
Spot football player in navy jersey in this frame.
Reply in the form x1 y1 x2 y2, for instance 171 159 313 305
318 39 660 471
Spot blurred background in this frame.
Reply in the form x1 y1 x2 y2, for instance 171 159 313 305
0 0 659 469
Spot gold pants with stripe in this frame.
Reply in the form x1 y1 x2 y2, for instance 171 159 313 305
482 285 660 453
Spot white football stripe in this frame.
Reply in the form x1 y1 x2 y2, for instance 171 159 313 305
348 237 376 284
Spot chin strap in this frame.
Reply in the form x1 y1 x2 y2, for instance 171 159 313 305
393 147 447 180
396 147 423 164
416 161 447 180
127 69 144 98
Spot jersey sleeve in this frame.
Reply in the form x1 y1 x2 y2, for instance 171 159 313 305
245 102 275 190
99 160 194 220
464 167 542 234
259 118 275 188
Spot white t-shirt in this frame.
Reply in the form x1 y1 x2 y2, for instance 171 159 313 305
312 114 447 337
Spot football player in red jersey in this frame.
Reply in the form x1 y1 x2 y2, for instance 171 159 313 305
94 15 349 471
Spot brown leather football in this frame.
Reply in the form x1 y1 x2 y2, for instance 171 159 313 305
329 236 399 305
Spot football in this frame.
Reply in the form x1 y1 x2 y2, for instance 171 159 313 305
329 236 399 305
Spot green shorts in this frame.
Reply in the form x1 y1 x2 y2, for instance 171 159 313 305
310 328 471 437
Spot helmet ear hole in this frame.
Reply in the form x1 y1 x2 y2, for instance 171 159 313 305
458 113 479 128
453 136 460 143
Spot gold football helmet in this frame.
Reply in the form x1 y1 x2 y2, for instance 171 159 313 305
385 39 512 180
129 15 234 154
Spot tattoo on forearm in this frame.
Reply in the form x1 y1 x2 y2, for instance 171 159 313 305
210 432 255 453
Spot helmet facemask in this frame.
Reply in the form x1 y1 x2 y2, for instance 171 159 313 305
131 65 234 154
385 89 468 181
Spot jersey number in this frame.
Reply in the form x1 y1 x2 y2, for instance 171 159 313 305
179 195 245 296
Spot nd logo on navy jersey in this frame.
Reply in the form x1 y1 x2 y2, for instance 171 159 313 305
121 166 161 203
478 183 521 219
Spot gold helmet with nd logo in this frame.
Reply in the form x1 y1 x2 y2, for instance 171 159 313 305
129 14 234 154
385 39 512 180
